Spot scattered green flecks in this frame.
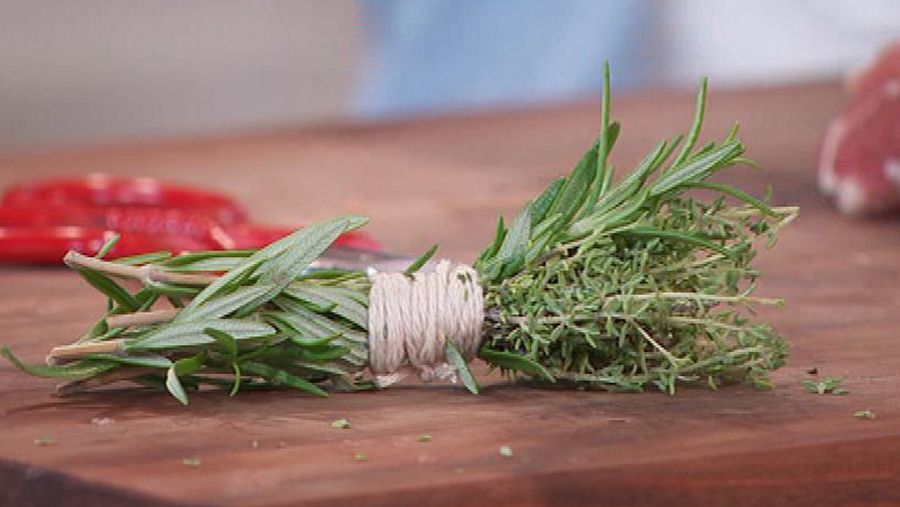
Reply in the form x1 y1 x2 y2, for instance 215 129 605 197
853 410 876 420
499 445 514 459
802 377 848 395
182 457 202 467
354 452 368 462
331 418 351 429
417 433 432 443
33 436 55 446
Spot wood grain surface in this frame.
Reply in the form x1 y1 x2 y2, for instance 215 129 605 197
2 82 900 507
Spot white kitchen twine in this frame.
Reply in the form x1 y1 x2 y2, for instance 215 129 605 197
367 260 484 387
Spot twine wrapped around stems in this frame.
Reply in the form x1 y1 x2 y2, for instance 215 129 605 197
367 260 483 384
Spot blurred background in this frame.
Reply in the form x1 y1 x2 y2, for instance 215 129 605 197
1 0 899 153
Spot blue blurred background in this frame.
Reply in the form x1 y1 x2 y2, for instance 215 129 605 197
1 0 898 151
356 0 649 116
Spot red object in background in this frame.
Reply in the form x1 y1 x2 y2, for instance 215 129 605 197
848 44 900 98
818 42 900 215
0 205 230 247
0 174 380 264
2 174 247 224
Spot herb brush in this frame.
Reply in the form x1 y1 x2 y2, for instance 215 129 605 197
3 64 797 403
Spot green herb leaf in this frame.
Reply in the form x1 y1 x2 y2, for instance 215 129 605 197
165 367 190 405
84 353 173 369
688 181 777 217
229 362 242 396
205 328 238 360
583 61 613 211
651 141 743 197
669 78 708 169
548 142 598 231
624 227 732 257
444 340 479 395
112 251 173 266
163 250 254 271
2 346 114 378
479 347 555 382
174 353 205 376
591 141 667 217
477 216 507 266
284 285 369 329
491 206 531 280
256 216 368 288
95 233 120 259
241 361 328 397
529 177 566 226
74 268 139 311
128 320 275 350
405 244 438 275
185 215 367 311
176 285 275 322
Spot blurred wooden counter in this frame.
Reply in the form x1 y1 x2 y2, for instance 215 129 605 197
2 82 900 506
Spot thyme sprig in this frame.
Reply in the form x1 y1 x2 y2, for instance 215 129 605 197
476 64 796 392
3 64 796 402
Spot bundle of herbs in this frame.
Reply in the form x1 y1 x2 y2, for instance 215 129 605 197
3 66 797 403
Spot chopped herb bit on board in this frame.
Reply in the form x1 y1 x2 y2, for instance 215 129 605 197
33 436 55 446
331 418 351 429
853 410 876 419
802 377 847 395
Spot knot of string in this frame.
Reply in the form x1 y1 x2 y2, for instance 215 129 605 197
367 260 483 385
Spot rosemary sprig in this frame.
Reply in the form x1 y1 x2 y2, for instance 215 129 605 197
3 63 796 402
7 217 376 404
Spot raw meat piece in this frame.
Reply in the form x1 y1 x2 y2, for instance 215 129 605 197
819 42 900 215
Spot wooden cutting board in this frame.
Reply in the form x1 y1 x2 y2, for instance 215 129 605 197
1 82 899 507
